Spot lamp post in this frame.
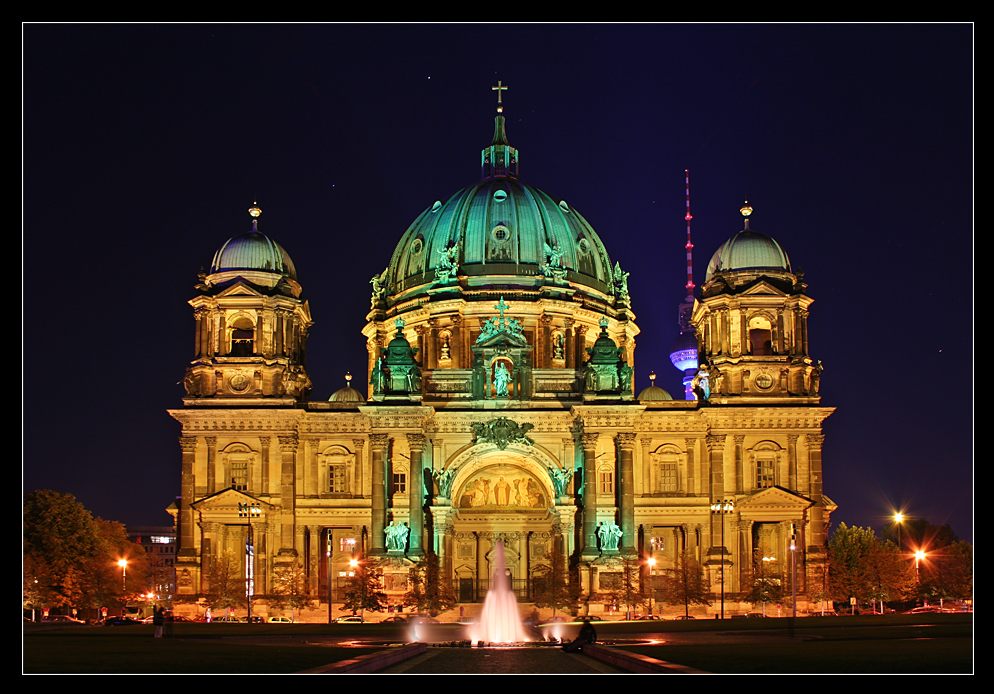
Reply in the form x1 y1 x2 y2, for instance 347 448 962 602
710 498 735 619
238 502 261 623
646 557 657 617
349 558 361 620
914 549 926 605
117 559 128 592
789 528 797 619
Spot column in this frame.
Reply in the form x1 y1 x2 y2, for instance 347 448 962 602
734 435 745 493
309 440 319 497
194 310 204 358
369 434 389 555
415 326 426 367
739 520 753 588
721 309 731 355
178 436 197 558
776 310 786 354
205 436 217 494
581 432 599 556
807 433 826 548
218 314 227 355
277 434 298 557
294 525 307 564
427 319 438 369
684 437 697 495
352 439 366 498
787 434 799 490
200 522 220 592
706 433 727 548
540 315 552 368
259 437 271 496
564 319 576 369
739 311 748 356
275 311 284 356
451 316 463 368
800 310 810 356
406 433 426 557
575 325 589 369
640 437 653 494
617 433 636 554
256 313 264 356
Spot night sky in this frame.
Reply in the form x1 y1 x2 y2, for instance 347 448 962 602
23 24 973 541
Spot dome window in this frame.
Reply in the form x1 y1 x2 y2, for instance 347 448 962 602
229 317 255 357
410 238 424 255
431 201 442 213
559 200 570 212
577 238 591 255
493 189 508 203
492 225 510 242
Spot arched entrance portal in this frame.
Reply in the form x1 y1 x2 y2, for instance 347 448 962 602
440 447 570 603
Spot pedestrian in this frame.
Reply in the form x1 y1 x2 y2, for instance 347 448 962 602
205 606 212 623
153 606 164 639
563 617 597 653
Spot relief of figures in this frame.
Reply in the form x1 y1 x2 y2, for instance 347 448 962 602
458 466 546 509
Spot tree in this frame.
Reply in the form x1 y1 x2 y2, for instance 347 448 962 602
607 556 645 619
530 542 577 618
341 557 388 616
745 569 786 616
657 556 711 618
828 522 876 605
268 562 312 621
864 540 915 610
920 540 972 603
403 552 457 616
204 554 244 611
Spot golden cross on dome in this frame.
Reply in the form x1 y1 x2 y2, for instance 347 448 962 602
492 80 509 113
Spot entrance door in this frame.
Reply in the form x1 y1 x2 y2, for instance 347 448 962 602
459 578 475 602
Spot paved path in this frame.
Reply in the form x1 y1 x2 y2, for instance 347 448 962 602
381 646 622 674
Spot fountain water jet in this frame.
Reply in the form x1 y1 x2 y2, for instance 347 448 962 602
471 540 529 644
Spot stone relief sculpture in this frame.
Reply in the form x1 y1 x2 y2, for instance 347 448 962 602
434 241 461 283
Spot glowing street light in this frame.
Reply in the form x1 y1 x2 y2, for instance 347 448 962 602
893 511 905 550
914 548 927 585
117 558 128 592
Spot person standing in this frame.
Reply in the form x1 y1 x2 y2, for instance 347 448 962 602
153 606 164 639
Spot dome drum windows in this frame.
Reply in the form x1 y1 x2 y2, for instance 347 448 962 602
748 314 774 356
228 316 256 357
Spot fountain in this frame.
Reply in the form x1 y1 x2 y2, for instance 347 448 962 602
470 540 529 644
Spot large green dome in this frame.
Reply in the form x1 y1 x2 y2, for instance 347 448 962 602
388 178 614 297
382 112 617 303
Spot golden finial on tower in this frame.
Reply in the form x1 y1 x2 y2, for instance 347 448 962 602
740 200 753 217
649 370 657 385
492 80 508 114
345 371 353 384
248 201 262 218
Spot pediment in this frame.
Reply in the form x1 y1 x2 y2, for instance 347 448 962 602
191 487 272 512
736 486 813 511
474 332 529 349
739 280 788 297
216 281 266 298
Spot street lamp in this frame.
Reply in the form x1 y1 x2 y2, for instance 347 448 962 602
327 531 334 624
117 558 128 592
789 528 797 619
348 558 361 620
710 498 735 619
914 548 927 603
893 511 905 550
238 502 261 623
646 556 657 617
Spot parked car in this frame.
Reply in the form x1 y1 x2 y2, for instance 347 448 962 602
634 615 663 620
267 616 294 623
381 615 409 623
104 617 142 626
212 615 243 623
244 615 264 623
335 615 364 623
673 615 696 620
42 615 85 624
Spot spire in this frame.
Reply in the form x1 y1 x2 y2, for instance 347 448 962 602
684 170 695 301
248 201 262 233
740 199 753 230
482 81 519 178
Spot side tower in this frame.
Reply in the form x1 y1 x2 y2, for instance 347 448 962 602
183 204 313 403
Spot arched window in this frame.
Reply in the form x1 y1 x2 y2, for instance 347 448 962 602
748 315 773 356
651 445 683 494
222 443 255 492
751 440 783 490
598 463 615 495
229 316 255 356
320 445 353 496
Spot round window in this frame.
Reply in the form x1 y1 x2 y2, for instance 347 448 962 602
492 225 510 242
577 238 590 255
431 200 442 213
493 189 508 203
411 238 423 255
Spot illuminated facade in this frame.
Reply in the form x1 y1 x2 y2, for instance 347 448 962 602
169 95 834 620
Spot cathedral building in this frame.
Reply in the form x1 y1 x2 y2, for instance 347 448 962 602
168 89 834 619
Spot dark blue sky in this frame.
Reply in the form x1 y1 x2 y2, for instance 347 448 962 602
24 23 973 541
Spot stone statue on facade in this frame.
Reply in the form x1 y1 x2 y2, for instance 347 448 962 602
434 241 460 283
493 362 511 397
541 241 568 282
612 261 630 303
432 467 456 498
369 267 390 307
597 522 623 552
548 466 573 497
370 355 386 395
552 333 565 360
385 521 410 551
618 363 633 392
